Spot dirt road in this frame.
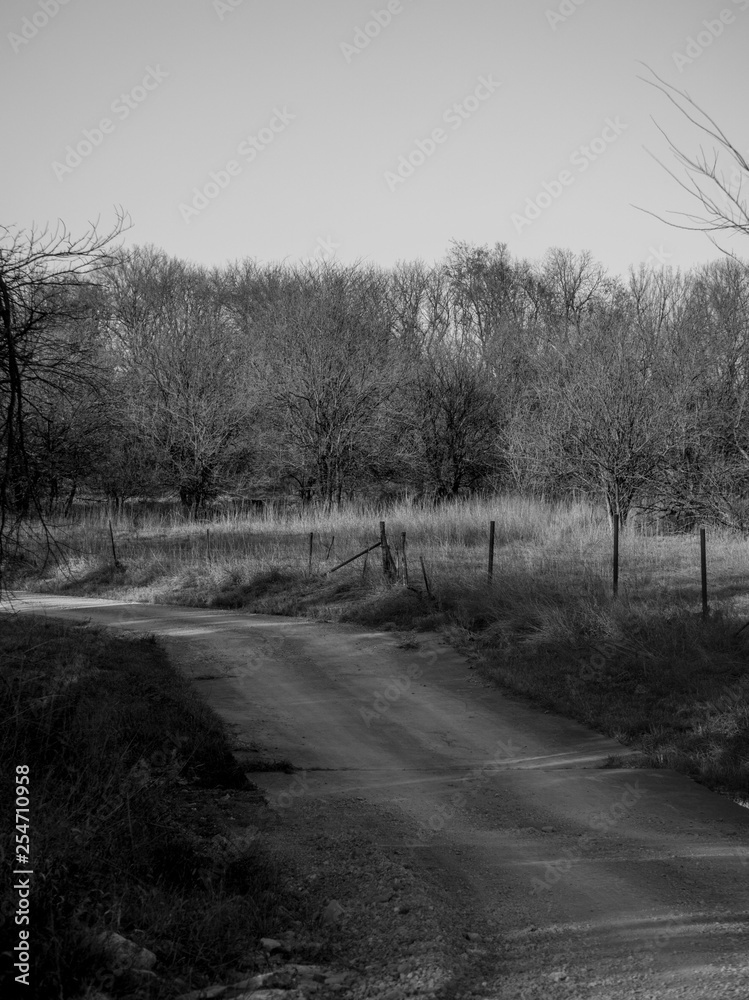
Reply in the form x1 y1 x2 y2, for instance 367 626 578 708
5 594 749 999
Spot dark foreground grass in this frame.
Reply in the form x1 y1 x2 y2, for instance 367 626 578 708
0 614 313 999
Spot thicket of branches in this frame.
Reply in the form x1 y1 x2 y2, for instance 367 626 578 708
0 215 128 575
3 234 749 542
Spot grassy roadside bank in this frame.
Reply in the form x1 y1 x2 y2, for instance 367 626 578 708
0 613 340 999
9 495 749 802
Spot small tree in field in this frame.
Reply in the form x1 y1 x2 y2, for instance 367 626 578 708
549 333 672 528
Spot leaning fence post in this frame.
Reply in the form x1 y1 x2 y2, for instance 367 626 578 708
613 513 619 597
700 527 708 618
380 521 396 583
328 540 382 575
108 519 120 569
488 520 496 583
420 556 432 597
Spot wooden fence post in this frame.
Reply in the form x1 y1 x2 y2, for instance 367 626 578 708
613 513 619 597
700 527 708 618
420 556 432 597
108 520 120 569
401 531 408 586
488 520 496 583
380 521 396 583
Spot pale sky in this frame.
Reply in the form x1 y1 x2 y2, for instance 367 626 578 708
3 0 748 276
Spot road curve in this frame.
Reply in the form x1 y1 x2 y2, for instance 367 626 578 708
4 593 749 999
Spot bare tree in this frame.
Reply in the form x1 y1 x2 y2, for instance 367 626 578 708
627 263 689 342
661 259 749 528
547 327 673 528
104 247 255 517
266 262 398 509
0 213 128 579
539 248 608 343
406 342 500 502
386 260 432 352
444 240 520 352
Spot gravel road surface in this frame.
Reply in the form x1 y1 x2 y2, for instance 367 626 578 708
5 594 749 999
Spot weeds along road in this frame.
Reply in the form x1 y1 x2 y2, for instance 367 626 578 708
5 594 749 999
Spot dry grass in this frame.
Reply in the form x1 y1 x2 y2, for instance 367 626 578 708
9 494 749 799
12 494 614 602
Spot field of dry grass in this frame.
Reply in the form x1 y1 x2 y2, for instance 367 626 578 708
10 494 749 801
19 494 749 607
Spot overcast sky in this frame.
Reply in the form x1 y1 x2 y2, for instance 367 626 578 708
3 0 748 276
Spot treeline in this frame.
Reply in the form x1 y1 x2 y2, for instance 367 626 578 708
4 231 749 529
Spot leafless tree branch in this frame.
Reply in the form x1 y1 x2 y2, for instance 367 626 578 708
635 64 749 255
